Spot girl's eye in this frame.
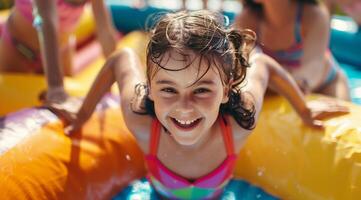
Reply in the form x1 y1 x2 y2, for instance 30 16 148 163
161 88 177 94
194 88 211 94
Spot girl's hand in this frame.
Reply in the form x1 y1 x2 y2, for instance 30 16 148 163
300 98 349 128
42 90 84 135
45 87 69 105
63 111 88 135
47 97 86 135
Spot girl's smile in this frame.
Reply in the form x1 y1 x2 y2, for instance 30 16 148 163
170 117 203 131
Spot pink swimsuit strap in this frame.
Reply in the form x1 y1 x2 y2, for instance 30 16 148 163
145 116 237 199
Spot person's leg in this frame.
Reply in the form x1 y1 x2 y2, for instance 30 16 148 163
59 34 76 76
182 0 186 10
315 52 350 101
320 69 351 101
0 23 34 73
202 0 208 9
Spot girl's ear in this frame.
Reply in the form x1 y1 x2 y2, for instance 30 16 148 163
221 81 232 104
148 88 154 101
222 91 229 104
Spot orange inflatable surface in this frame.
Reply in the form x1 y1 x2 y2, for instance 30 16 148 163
0 96 146 200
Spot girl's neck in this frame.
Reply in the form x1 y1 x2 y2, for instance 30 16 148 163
263 1 298 27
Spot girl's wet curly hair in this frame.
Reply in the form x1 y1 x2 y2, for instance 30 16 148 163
131 10 257 130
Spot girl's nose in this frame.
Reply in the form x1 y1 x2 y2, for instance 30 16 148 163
175 96 194 114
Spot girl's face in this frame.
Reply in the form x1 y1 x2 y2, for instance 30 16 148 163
149 50 229 146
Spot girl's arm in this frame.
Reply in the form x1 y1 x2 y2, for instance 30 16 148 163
90 0 117 57
66 48 147 134
33 0 68 103
243 53 347 128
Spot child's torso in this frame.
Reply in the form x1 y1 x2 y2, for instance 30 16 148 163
144 116 239 199
259 2 304 69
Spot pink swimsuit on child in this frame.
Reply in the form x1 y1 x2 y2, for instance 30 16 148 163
145 115 237 199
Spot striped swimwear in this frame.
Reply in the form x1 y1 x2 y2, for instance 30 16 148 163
145 115 237 199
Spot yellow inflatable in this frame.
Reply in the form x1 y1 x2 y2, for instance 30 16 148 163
72 4 96 47
0 31 360 200
236 96 361 200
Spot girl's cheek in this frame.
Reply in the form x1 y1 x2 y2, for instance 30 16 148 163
155 97 177 107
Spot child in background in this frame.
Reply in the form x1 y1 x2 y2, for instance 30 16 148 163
64 10 347 199
0 0 118 105
235 0 350 100
325 0 361 25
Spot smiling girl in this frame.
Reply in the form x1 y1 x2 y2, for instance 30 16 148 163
63 10 347 199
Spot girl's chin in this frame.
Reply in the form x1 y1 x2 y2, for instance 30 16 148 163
171 133 201 146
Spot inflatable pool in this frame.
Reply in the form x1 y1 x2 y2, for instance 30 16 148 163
0 30 360 200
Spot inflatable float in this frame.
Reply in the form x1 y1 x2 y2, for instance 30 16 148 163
0 30 361 200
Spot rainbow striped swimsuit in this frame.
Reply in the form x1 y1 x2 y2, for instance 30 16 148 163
145 116 237 199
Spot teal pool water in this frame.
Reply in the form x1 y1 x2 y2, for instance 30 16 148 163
113 178 279 200
341 63 361 104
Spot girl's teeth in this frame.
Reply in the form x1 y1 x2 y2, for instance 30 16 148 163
175 118 197 125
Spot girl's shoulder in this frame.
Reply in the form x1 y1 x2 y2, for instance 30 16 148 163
123 109 153 144
227 115 252 153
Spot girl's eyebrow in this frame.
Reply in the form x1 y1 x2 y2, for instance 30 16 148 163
156 79 216 86
196 80 216 86
156 80 175 85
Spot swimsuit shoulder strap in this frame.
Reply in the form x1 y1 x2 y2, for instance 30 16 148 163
219 115 235 155
149 118 161 156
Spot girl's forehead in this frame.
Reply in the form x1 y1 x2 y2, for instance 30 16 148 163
148 49 228 87
152 55 223 86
